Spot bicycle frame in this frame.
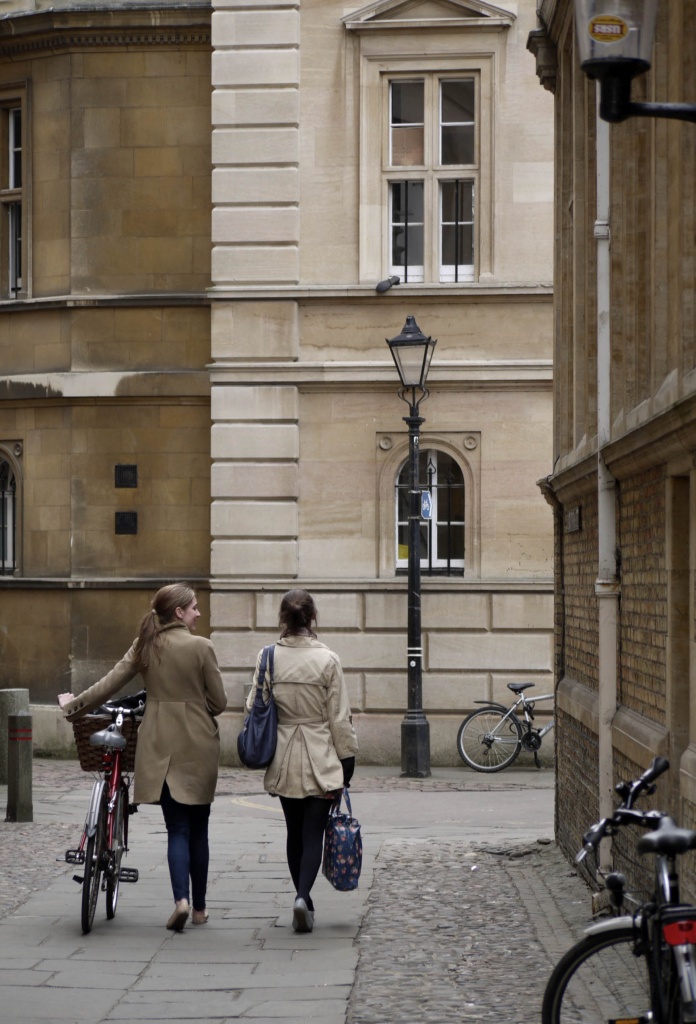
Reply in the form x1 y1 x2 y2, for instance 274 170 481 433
473 691 554 738
557 759 696 1024
66 699 142 932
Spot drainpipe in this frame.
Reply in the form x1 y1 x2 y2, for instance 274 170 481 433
594 93 620 870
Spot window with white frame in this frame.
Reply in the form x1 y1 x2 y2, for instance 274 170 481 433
387 76 477 284
395 449 464 574
0 101 25 297
0 457 16 575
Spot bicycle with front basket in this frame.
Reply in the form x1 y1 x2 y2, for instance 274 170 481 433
456 681 554 772
64 692 145 934
542 756 696 1024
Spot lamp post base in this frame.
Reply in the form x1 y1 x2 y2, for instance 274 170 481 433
401 716 431 778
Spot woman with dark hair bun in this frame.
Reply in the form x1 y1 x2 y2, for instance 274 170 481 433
247 588 358 933
58 583 227 932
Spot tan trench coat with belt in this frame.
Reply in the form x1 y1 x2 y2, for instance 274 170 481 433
62 622 227 806
247 635 359 799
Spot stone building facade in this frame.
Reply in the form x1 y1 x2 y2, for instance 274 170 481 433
529 0 696 891
208 0 555 764
0 0 555 766
0 1 214 731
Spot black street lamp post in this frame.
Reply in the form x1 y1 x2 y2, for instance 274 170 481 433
386 315 437 778
574 0 696 124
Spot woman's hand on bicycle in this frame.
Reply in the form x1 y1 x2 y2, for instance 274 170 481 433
57 692 75 709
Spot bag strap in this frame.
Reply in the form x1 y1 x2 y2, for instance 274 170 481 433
256 644 275 690
330 787 352 815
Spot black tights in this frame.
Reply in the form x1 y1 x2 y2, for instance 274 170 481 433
279 795 332 911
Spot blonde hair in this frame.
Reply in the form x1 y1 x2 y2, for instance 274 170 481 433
132 583 196 673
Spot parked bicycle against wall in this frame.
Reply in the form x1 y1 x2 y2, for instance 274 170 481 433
456 681 554 772
64 692 145 934
542 756 696 1024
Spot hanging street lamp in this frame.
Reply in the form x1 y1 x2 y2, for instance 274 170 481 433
386 315 437 778
574 0 696 123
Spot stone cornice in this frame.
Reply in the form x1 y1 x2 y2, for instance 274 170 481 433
0 292 210 311
208 284 553 302
0 370 211 401
0 4 210 56
209 359 553 390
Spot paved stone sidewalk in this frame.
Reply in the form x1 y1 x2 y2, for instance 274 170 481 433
0 759 592 1023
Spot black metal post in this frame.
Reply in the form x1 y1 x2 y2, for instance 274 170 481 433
401 390 431 778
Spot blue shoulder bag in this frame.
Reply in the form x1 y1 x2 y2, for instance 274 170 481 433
237 644 277 770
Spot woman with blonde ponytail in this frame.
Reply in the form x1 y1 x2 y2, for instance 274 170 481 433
58 583 227 932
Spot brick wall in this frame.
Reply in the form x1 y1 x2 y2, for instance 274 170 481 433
618 467 667 725
562 491 599 690
612 749 670 904
556 706 599 871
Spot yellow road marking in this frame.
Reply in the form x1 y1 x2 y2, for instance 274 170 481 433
230 795 283 813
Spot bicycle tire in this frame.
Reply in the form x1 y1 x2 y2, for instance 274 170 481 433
542 925 652 1024
81 793 107 934
456 706 523 772
106 783 127 920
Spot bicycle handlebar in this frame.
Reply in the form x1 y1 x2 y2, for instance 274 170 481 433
575 756 670 863
93 690 146 719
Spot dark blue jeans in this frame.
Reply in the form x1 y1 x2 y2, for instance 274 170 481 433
159 781 210 911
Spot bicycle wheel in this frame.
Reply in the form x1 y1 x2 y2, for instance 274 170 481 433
81 793 107 934
106 783 127 920
542 925 652 1024
457 706 523 772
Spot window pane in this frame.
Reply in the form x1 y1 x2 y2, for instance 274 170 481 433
0 458 16 574
391 127 424 166
390 181 424 281
397 484 409 520
9 202 22 294
441 181 474 278
438 524 464 559
392 180 424 221
442 125 474 165
441 80 475 165
442 224 473 266
9 108 21 189
441 180 473 221
392 81 424 124
391 81 424 166
441 80 475 122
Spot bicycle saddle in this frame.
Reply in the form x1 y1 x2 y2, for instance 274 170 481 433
637 816 696 856
507 682 535 693
89 724 128 751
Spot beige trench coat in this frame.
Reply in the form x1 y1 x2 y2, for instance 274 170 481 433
63 622 227 805
247 635 359 799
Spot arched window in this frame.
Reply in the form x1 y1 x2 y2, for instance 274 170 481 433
0 457 16 575
395 448 464 575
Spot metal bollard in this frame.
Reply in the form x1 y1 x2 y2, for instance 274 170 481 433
5 713 33 822
0 688 30 784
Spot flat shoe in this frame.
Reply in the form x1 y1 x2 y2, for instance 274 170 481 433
166 899 189 931
292 897 314 933
192 909 209 925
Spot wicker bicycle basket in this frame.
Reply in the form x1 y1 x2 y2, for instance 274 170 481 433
72 714 141 773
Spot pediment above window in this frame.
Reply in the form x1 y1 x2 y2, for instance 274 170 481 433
342 0 515 32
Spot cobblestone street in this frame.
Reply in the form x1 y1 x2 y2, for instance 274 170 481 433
348 838 590 1024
